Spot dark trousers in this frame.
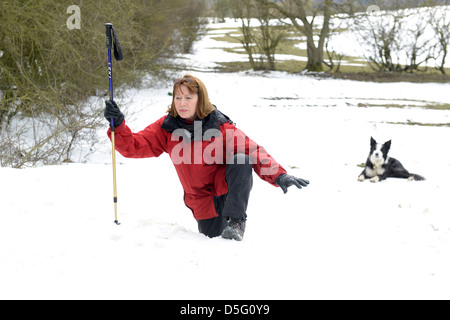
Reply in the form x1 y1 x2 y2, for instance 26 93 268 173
197 154 253 238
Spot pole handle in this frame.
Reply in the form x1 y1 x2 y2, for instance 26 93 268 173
105 23 123 61
105 23 113 49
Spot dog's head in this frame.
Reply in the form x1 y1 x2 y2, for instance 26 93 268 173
369 137 391 167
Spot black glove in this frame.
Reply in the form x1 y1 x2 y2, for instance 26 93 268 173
104 100 124 127
276 174 309 194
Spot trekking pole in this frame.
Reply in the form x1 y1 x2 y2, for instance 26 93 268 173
105 23 123 225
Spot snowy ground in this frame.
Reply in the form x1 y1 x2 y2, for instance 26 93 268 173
1 18 450 300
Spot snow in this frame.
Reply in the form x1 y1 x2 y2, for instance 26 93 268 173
2 16 450 300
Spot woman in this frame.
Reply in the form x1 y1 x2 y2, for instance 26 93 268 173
105 75 309 241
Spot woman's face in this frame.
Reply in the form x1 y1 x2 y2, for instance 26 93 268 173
174 84 198 121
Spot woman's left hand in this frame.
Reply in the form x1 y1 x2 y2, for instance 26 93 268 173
275 174 310 194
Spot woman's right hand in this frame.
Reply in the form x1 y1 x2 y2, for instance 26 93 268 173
104 100 124 127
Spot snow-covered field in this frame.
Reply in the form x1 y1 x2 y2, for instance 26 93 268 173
1 18 450 300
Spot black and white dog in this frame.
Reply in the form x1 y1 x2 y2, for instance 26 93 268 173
358 137 425 183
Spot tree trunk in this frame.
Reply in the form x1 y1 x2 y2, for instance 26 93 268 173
258 0 332 72
306 36 324 72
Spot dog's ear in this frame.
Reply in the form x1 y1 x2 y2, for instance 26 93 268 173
370 137 377 147
384 140 392 152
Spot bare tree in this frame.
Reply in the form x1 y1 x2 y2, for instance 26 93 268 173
325 36 346 72
214 0 234 22
353 4 447 73
231 0 287 71
402 13 435 72
257 0 333 72
429 5 450 74
353 9 405 72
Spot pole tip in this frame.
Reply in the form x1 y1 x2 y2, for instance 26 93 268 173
114 220 121 225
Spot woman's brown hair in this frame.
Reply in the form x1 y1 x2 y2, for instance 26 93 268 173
167 74 215 119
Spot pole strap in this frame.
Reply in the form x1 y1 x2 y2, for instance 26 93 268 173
105 23 123 61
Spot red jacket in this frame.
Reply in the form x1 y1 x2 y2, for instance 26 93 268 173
108 109 286 220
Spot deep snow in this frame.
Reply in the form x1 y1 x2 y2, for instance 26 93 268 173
1 17 450 300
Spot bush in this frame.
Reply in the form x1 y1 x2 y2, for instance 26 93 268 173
0 0 205 167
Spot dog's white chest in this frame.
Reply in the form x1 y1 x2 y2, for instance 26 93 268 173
366 165 385 177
